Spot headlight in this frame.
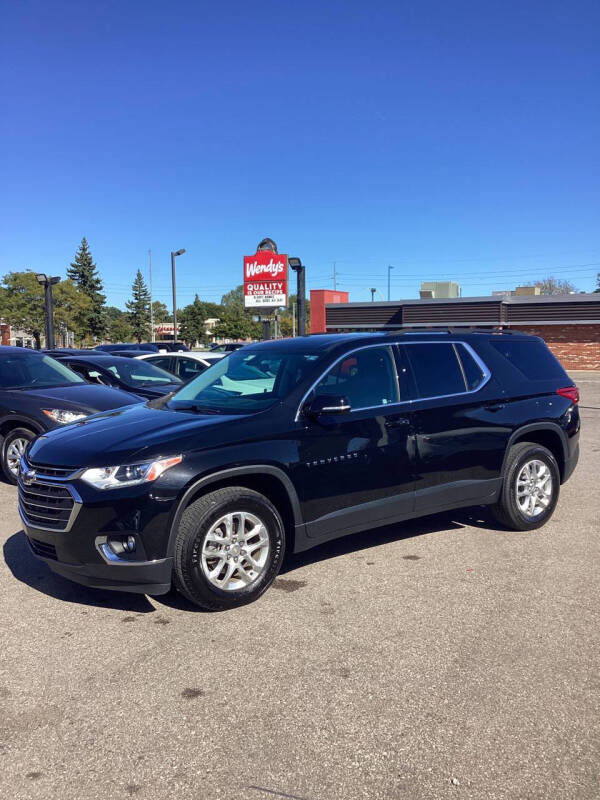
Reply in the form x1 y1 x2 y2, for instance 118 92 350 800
42 409 88 424
80 455 182 490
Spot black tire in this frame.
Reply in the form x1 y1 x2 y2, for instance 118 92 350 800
491 441 560 531
173 486 286 610
2 427 35 485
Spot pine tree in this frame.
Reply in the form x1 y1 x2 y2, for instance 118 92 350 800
67 237 106 339
126 269 151 342
179 294 210 347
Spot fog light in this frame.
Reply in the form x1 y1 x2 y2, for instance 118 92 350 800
107 535 137 556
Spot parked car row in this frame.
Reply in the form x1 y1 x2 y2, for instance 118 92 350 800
51 354 182 399
6 329 581 612
0 344 231 483
0 348 140 483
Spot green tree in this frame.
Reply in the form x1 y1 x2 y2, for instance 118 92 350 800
277 293 311 337
220 285 245 309
54 279 93 344
213 309 262 340
179 295 208 347
214 285 262 340
105 306 132 343
594 273 600 293
67 237 106 339
0 271 91 347
0 271 46 348
126 269 151 342
152 300 171 323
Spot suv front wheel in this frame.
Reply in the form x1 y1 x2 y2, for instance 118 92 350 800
173 486 286 610
491 441 560 531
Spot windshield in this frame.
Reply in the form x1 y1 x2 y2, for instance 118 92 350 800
103 359 181 388
0 353 85 389
168 349 322 413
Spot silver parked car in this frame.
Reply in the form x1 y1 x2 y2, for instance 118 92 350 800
136 351 224 382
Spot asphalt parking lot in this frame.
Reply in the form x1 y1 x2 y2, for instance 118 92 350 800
1 372 598 800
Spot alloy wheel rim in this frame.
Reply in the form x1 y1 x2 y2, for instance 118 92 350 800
7 438 28 476
201 511 270 591
516 459 553 518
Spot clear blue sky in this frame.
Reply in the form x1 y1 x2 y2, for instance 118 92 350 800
1 0 599 308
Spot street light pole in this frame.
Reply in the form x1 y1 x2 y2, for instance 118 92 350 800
289 257 306 336
148 249 154 342
387 265 394 301
370 288 376 301
170 249 186 343
36 274 61 349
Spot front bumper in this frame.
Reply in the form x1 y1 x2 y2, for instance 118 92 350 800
26 534 173 594
19 468 179 596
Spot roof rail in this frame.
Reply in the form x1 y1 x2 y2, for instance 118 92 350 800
385 326 519 336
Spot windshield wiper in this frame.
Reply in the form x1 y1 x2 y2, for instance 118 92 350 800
171 403 223 414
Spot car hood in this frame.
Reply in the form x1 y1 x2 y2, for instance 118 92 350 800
27 401 250 467
20 383 142 412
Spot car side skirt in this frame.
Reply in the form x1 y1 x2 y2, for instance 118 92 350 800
294 477 502 554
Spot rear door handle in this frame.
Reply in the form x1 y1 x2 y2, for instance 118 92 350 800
385 417 411 428
485 403 505 412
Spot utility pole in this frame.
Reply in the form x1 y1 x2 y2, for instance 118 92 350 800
148 249 154 342
333 262 337 291
387 265 394 301
171 249 186 343
370 288 376 301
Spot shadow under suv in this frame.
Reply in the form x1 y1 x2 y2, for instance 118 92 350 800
19 330 580 610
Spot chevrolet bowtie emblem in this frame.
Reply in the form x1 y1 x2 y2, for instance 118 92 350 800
22 470 36 486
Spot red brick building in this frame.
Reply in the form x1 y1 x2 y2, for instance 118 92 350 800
310 292 600 371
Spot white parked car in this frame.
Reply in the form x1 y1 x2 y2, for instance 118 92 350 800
136 351 224 383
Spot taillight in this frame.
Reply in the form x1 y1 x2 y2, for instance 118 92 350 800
557 386 579 404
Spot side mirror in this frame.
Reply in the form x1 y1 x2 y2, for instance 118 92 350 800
305 394 351 418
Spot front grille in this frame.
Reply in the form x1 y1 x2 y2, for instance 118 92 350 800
18 480 76 531
26 460 78 479
27 537 58 560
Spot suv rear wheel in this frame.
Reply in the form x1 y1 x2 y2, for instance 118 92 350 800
173 486 286 610
2 427 35 485
491 442 560 530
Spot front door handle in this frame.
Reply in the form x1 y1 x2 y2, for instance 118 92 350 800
485 403 505 412
385 417 411 428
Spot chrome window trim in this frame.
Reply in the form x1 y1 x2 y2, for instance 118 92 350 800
295 340 491 421
295 343 400 422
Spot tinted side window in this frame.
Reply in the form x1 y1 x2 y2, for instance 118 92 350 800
177 357 207 381
405 343 466 398
457 344 486 390
147 356 173 373
314 346 399 409
490 340 568 380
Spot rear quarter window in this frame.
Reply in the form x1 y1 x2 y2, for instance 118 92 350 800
490 340 568 381
456 344 486 390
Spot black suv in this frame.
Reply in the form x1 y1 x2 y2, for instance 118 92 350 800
19 331 580 610
0 347 140 483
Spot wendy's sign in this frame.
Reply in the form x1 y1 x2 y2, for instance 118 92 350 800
244 280 287 307
243 248 288 308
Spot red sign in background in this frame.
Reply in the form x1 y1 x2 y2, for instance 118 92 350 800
243 250 288 307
